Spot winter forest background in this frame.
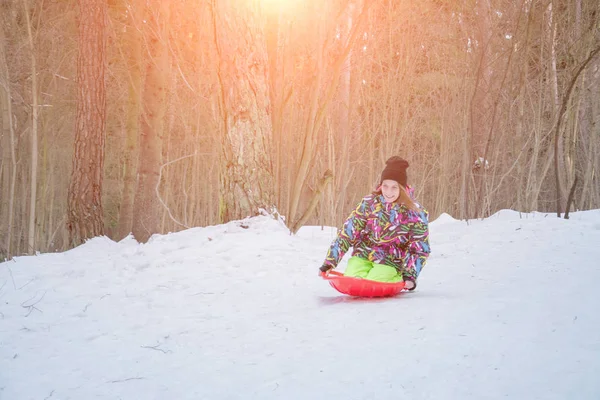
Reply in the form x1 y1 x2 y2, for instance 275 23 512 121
1 0 599 259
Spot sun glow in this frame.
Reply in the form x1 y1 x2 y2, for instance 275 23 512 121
257 0 303 14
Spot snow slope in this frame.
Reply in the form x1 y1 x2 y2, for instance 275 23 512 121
2 210 600 399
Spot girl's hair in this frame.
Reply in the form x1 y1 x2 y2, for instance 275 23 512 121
373 185 420 212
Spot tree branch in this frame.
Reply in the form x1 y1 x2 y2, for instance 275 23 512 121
155 152 197 229
291 170 333 234
554 45 600 216
564 175 578 219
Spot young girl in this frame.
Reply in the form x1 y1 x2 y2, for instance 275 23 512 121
319 156 430 290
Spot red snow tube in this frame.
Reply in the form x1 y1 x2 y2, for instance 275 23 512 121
320 270 406 297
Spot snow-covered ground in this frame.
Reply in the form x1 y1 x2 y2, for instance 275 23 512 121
2 210 600 400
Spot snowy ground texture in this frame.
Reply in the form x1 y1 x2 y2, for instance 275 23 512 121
2 210 600 400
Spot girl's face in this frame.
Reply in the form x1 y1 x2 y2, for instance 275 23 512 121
380 179 401 203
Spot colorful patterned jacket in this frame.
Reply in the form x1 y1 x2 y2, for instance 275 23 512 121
322 188 430 280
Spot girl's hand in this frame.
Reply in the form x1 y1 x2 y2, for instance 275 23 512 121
404 279 416 290
319 265 333 276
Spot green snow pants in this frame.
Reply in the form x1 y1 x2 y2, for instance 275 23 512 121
343 256 403 283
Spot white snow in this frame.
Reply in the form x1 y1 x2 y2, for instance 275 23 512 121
2 210 600 399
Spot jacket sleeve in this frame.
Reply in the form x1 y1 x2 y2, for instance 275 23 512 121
402 208 430 280
321 198 369 270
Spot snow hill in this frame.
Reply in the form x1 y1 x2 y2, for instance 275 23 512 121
2 210 600 399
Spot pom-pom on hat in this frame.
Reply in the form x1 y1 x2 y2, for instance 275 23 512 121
380 156 409 187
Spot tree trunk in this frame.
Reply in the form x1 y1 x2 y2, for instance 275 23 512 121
131 1 171 242
469 0 494 218
67 0 108 246
116 0 142 240
265 9 284 212
0 22 17 258
23 0 39 254
213 0 275 222
547 1 567 215
471 0 493 158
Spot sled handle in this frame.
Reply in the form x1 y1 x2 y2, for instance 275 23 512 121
320 270 345 279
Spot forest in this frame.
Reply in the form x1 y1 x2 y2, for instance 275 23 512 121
1 0 599 259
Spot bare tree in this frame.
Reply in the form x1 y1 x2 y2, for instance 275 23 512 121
67 0 107 245
212 0 275 221
22 0 39 254
287 1 369 227
131 1 171 242
113 0 142 240
553 45 600 216
0 16 17 257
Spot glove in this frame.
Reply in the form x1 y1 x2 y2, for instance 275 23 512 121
404 277 417 291
319 264 333 274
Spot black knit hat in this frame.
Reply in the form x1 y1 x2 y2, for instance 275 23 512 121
380 156 409 187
